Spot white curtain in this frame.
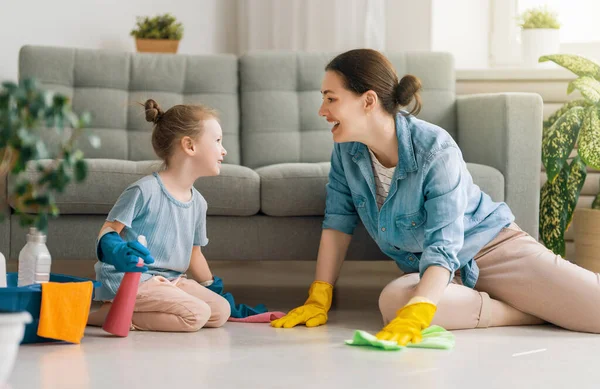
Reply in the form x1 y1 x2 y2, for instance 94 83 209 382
237 0 386 53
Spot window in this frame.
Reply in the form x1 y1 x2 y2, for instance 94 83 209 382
490 0 600 67
518 0 600 43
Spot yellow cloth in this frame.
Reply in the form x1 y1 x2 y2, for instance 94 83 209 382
38 281 93 344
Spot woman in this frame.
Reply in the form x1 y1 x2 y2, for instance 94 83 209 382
271 49 600 345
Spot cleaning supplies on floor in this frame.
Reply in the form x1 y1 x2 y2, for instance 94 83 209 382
228 311 286 323
17 228 52 287
0 251 6 288
37 281 94 344
206 276 269 318
345 325 455 351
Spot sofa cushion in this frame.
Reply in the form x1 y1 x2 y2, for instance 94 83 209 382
240 52 456 168
466 163 505 202
19 46 241 164
256 163 330 216
10 160 260 216
257 162 504 217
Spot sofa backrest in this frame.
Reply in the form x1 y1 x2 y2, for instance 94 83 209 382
18 46 456 169
239 51 456 168
18 46 241 164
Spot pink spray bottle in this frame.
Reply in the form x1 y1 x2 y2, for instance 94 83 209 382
103 234 147 337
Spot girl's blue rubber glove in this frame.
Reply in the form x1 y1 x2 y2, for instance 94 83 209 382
98 231 155 273
205 276 268 318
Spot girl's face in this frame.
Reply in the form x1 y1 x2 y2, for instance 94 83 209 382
318 70 369 143
192 118 227 176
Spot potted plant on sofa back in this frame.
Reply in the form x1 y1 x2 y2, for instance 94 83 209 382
518 6 561 67
130 13 183 54
539 54 600 269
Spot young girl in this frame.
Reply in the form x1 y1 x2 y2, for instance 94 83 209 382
272 49 600 344
87 99 231 332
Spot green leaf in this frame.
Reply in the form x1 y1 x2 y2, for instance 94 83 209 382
564 156 587 230
79 111 92 128
540 54 600 80
578 106 600 169
88 134 101 148
35 213 49 234
540 166 569 256
74 159 87 182
567 76 600 104
542 106 584 182
543 100 591 134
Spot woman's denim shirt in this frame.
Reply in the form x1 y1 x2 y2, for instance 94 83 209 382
322 113 514 288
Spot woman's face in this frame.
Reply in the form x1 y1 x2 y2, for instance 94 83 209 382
318 70 369 143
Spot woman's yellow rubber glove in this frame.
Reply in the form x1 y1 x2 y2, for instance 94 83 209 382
375 297 437 346
271 281 333 328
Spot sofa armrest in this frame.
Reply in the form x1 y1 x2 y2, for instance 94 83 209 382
457 93 543 239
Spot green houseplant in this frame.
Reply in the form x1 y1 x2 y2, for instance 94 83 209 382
518 7 561 68
130 13 184 53
539 54 600 261
0 78 98 234
518 6 560 29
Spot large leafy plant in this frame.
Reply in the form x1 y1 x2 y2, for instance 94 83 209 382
539 54 600 257
130 13 183 40
518 6 560 29
0 78 98 233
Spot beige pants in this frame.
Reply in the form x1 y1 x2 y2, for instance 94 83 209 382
88 276 231 332
379 223 600 333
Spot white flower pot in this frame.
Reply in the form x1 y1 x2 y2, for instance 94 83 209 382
521 28 560 68
0 312 31 386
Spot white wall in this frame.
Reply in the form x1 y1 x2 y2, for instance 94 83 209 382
0 0 237 82
1 0 493 82
386 0 490 68
432 0 490 68
385 0 433 52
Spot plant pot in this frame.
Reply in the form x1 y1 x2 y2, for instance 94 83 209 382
0 311 31 386
574 208 600 272
135 39 180 53
521 28 560 68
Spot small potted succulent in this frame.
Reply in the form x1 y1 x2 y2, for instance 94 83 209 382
518 6 561 67
539 54 600 271
130 13 184 54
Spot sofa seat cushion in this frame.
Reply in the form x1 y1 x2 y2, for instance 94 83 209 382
10 159 260 216
257 162 504 217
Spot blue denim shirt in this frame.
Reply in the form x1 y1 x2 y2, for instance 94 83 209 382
322 113 514 288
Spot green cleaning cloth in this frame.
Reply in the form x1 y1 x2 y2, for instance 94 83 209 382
345 325 455 351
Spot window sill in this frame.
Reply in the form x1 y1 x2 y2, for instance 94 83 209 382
456 68 576 81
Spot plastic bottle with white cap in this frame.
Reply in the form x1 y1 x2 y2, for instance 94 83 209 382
17 227 52 287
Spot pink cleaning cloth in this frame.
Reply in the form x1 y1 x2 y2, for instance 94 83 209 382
227 311 286 323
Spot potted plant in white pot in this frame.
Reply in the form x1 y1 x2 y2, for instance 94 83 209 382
519 6 561 67
0 78 97 385
539 54 600 271
130 13 184 53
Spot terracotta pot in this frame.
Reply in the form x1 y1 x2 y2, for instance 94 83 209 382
574 208 600 272
135 39 180 53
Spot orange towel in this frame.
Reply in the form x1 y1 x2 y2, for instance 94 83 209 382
38 281 93 344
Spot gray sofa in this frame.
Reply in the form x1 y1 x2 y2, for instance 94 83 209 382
0 45 543 263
